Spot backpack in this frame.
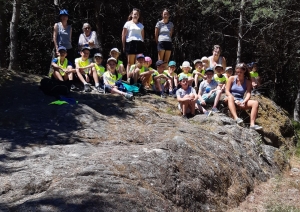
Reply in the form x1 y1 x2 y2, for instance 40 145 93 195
40 78 71 97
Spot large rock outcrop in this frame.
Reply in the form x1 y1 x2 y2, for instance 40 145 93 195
0 70 296 211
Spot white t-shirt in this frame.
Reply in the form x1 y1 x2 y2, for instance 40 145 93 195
123 21 144 42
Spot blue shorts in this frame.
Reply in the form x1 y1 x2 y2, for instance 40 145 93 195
202 92 217 103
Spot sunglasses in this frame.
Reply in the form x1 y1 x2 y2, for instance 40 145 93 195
84 27 90 30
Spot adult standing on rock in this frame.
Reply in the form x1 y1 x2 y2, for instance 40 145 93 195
122 8 145 80
155 9 174 63
208 45 226 70
53 9 74 65
78 23 100 58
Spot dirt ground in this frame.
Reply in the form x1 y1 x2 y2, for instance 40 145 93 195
229 154 300 212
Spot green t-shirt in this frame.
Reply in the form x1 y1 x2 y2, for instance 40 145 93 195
214 74 227 84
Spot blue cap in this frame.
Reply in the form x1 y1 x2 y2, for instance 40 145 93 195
168 61 176 67
57 46 67 52
248 62 257 67
136 54 145 59
205 68 214 74
179 74 188 81
59 9 69 16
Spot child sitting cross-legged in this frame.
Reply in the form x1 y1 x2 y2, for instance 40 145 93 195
176 74 198 119
151 60 169 98
103 57 134 100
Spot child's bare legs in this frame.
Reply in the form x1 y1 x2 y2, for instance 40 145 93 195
52 69 64 81
213 90 222 108
66 66 73 80
155 78 162 92
76 69 88 84
91 67 99 85
194 75 199 89
133 68 140 84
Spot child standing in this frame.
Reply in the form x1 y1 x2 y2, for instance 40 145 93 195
176 74 198 119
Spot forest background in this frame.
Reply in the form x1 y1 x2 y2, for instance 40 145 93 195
1 0 300 119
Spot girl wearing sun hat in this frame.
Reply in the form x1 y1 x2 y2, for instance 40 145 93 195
178 61 194 86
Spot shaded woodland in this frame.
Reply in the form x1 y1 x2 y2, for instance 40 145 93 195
1 0 300 116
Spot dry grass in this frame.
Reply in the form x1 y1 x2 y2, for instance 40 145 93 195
228 154 300 212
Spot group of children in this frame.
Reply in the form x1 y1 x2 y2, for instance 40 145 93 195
50 46 262 130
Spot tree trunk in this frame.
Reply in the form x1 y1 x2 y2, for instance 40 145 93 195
294 87 300 121
236 0 245 64
0 2 3 68
94 0 103 52
8 0 21 70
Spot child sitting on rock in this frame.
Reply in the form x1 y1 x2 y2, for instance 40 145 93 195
103 57 134 100
128 54 153 86
152 60 169 98
75 46 98 92
109 48 125 75
178 61 194 86
164 61 178 97
91 53 105 93
176 74 198 119
193 59 206 92
213 64 227 92
50 46 75 83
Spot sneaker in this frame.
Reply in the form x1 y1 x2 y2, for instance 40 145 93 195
235 117 243 124
127 77 131 83
168 91 173 97
161 92 167 98
250 125 263 130
212 107 220 113
84 84 91 92
204 111 212 117
70 84 76 90
125 93 134 100
95 86 104 93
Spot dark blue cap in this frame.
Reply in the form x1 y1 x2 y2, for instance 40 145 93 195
57 46 67 52
205 67 214 74
59 9 69 16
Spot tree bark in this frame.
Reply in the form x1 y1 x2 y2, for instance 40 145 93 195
94 0 103 52
8 0 21 70
236 0 245 64
294 87 300 121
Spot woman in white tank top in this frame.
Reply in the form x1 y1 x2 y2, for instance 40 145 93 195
208 45 226 71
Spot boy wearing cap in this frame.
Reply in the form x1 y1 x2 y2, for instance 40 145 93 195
128 54 154 86
213 64 227 92
152 60 169 98
91 53 105 93
198 68 222 113
75 47 97 92
110 48 125 75
178 61 194 86
164 61 178 97
50 46 74 83
176 74 198 118
103 57 133 100
193 59 206 92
